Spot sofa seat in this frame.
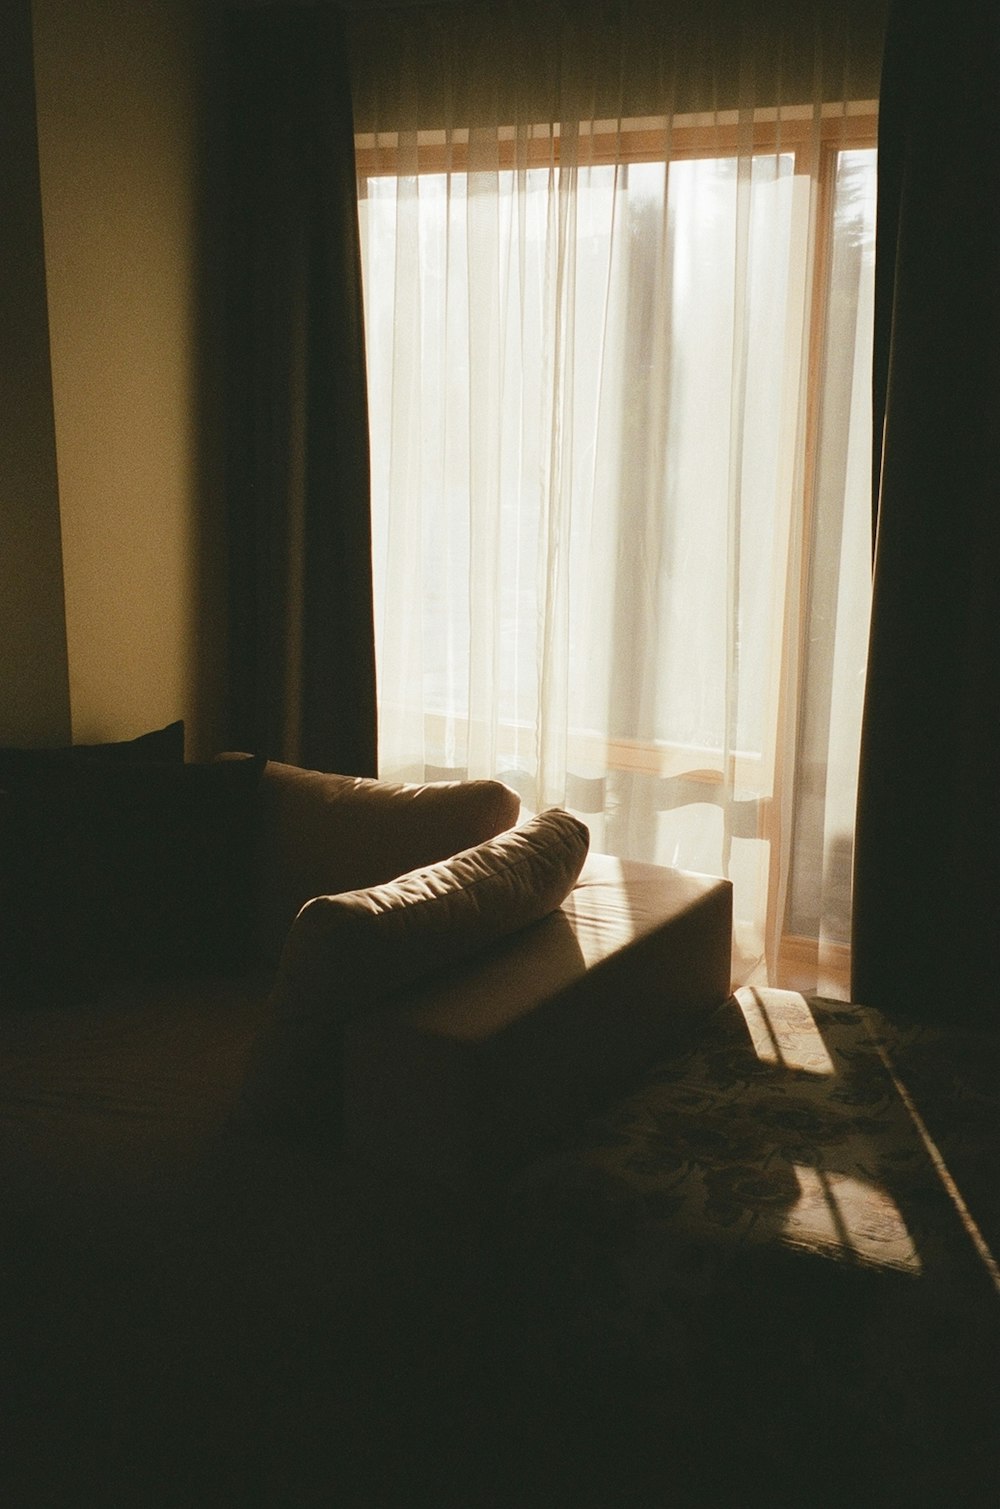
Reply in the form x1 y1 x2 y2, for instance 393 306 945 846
0 973 272 1223
342 854 733 1186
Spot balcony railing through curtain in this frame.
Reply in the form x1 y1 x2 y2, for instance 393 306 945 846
345 0 885 994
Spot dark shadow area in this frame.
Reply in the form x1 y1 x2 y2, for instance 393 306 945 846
3 982 998 1506
480 990 1000 1507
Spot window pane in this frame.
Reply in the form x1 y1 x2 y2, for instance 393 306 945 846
362 151 806 761
359 124 877 986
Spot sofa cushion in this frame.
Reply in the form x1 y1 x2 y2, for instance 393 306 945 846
243 808 590 1139
1 755 265 1005
253 760 522 962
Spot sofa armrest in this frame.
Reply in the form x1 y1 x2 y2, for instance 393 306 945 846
252 761 521 962
343 856 733 1186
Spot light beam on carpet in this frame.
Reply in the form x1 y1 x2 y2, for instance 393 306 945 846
737 987 836 1075
785 1164 922 1272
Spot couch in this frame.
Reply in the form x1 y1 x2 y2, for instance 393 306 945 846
0 726 733 1504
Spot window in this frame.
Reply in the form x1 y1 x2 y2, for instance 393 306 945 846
356 106 877 992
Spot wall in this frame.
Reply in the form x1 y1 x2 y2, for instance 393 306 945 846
31 0 225 755
0 0 72 746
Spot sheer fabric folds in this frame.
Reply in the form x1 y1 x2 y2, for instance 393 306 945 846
348 0 885 990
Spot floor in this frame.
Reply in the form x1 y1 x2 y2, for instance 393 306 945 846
4 987 998 1506
480 988 1000 1507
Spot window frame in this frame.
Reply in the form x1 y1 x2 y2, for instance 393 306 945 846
356 104 878 991
356 102 877 177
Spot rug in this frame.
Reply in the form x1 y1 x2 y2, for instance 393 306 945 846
487 990 1000 1507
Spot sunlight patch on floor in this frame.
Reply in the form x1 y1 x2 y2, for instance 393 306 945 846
736 987 836 1075
786 1164 922 1273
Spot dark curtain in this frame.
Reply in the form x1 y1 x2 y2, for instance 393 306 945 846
852 0 1000 1019
224 6 377 776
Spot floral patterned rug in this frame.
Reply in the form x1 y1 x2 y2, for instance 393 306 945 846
488 990 1000 1507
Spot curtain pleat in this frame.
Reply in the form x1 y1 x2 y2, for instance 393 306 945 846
224 7 377 775
852 0 1000 1020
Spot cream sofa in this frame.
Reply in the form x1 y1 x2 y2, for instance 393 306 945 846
1 747 733 1188
0 740 732 1503
245 762 733 1186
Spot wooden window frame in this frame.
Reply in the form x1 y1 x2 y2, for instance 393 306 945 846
356 102 876 179
357 105 877 982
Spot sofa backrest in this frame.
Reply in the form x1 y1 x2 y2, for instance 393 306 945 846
253 761 521 963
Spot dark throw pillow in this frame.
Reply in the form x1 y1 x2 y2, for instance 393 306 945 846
0 719 185 782
0 754 264 1005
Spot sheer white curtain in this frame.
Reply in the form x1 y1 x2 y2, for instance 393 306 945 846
348 0 883 993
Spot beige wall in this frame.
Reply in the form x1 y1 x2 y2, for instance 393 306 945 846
32 0 224 755
0 0 71 746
